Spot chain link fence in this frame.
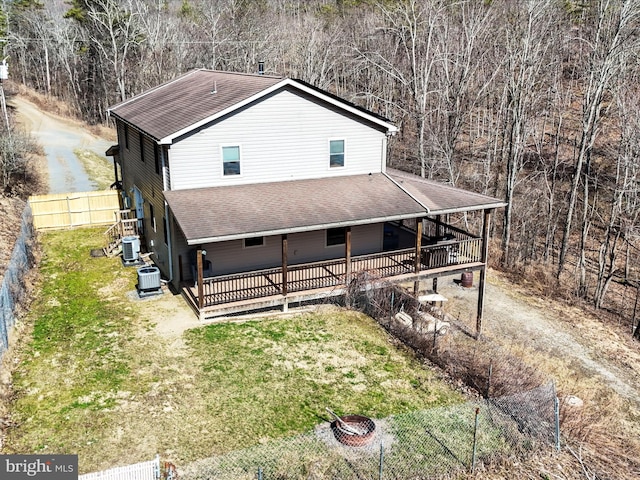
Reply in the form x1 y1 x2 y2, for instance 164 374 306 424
181 382 558 480
0 205 35 362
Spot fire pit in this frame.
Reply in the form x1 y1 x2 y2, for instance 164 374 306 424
330 414 376 447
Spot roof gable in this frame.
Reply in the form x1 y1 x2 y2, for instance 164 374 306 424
108 70 282 142
386 169 507 213
108 69 397 143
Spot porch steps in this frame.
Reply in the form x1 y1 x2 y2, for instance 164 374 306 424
103 209 139 257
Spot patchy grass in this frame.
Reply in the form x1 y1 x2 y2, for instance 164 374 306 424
184 312 461 450
4 227 464 473
5 227 143 463
74 148 114 190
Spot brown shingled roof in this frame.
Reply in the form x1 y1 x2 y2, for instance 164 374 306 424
164 174 426 244
108 70 283 141
386 168 506 214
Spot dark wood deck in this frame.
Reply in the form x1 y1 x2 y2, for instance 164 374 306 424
182 237 484 320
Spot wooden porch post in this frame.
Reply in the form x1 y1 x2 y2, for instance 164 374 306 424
414 218 423 295
476 209 492 338
433 214 441 293
414 218 423 273
281 234 288 296
196 247 204 310
345 227 352 284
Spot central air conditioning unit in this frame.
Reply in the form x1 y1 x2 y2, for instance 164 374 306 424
137 266 161 294
122 236 140 263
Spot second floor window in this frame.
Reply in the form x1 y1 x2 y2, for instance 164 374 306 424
154 144 160 174
222 145 241 176
139 132 145 162
329 139 345 168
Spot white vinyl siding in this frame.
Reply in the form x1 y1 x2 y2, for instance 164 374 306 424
168 88 386 190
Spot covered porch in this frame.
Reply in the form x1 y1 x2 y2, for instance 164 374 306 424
165 170 505 324
182 215 488 321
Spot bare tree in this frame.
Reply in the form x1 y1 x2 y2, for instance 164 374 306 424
557 0 640 282
492 0 557 266
83 0 144 103
356 0 443 178
593 76 640 308
428 0 495 186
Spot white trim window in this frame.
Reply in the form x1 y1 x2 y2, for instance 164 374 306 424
329 139 345 168
149 203 157 232
243 236 264 248
222 145 241 176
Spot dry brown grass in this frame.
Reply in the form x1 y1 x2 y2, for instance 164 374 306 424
346 271 640 479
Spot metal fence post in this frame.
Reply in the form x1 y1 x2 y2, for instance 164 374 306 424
257 466 263 480
555 396 561 451
391 291 395 319
433 318 437 349
379 442 384 480
471 407 480 473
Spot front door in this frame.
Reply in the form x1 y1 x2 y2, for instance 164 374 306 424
133 185 144 231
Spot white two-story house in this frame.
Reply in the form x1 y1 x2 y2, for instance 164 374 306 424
107 69 505 320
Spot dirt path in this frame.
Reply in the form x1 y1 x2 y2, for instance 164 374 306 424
437 271 640 404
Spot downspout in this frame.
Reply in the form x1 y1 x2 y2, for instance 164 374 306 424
382 129 395 173
161 145 174 283
381 134 388 173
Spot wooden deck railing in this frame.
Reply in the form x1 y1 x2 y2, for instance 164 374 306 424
199 266 283 306
287 259 345 293
189 237 483 308
104 210 141 256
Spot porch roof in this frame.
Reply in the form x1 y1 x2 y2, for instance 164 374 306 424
386 168 507 214
166 172 507 245
165 174 427 245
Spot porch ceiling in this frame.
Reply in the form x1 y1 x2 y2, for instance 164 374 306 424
165 173 426 245
386 168 507 214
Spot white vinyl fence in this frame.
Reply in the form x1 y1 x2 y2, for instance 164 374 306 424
79 455 160 480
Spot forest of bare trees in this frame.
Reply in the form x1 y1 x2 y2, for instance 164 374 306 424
4 0 640 334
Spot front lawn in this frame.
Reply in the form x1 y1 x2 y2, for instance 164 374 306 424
3 227 463 473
